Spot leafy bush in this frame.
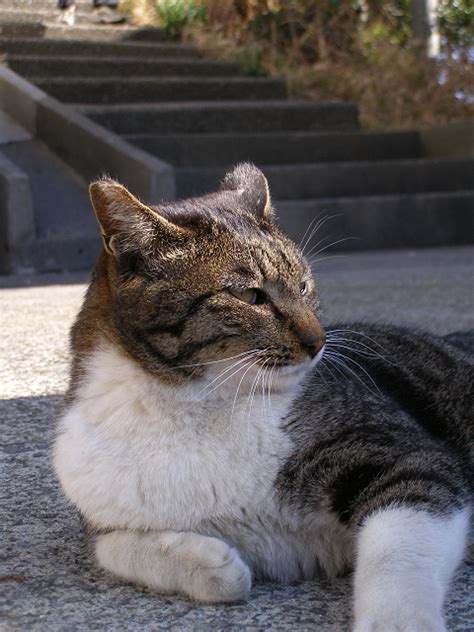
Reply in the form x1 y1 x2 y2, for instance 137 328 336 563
438 0 474 47
235 47 266 76
155 0 206 39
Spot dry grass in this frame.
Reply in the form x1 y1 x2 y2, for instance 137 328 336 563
287 43 473 129
118 0 156 26
122 0 474 129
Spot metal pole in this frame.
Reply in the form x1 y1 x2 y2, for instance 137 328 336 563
411 0 440 57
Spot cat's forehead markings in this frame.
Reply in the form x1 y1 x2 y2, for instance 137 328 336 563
255 240 302 282
232 265 255 280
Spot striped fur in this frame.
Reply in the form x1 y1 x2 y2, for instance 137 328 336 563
54 164 472 629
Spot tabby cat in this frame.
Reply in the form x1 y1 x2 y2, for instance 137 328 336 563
54 164 473 631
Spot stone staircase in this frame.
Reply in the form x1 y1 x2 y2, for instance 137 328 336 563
1 0 473 273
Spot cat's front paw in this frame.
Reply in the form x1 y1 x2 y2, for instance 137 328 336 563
354 613 446 632
183 536 251 604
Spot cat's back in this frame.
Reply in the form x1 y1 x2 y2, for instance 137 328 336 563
278 324 473 530
292 323 473 450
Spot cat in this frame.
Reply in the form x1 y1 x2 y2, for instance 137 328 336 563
54 163 473 631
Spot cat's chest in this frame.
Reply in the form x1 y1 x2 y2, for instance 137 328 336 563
54 358 293 532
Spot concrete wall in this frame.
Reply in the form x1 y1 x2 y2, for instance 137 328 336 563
0 150 34 273
0 65 176 201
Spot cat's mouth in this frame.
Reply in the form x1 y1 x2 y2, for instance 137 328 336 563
275 345 325 376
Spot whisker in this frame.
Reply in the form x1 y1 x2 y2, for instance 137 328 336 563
298 215 322 253
230 356 263 423
329 350 381 393
321 354 348 383
300 213 342 256
196 353 262 399
324 350 381 397
314 362 329 387
244 366 262 442
308 254 348 267
172 348 261 370
229 356 265 442
304 231 336 260
266 361 276 417
326 329 387 351
324 352 368 388
245 359 268 427
247 359 270 441
299 215 328 255
305 236 360 259
199 361 256 400
261 363 269 424
198 355 256 392
325 338 393 364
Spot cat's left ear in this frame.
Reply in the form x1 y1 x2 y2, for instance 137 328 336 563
221 163 273 221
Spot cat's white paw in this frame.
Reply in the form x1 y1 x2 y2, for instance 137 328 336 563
354 613 446 632
182 536 252 604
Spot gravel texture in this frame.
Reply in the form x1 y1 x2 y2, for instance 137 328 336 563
1 246 473 631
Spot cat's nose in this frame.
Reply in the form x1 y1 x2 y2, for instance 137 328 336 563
300 332 326 357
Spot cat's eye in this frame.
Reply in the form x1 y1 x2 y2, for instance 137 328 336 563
229 287 265 305
300 281 308 296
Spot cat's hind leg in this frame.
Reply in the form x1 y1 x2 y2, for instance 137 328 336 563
353 505 470 632
95 529 252 603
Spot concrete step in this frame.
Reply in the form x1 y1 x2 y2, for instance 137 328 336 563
175 158 474 199
0 0 94 6
21 192 474 271
1 138 100 272
0 8 106 26
0 7 139 27
0 21 46 37
45 24 167 42
274 191 474 251
7 54 242 78
0 21 166 42
1 0 99 9
33 76 287 103
1 139 96 240
126 130 420 166
81 100 359 134
0 37 199 58
20 234 100 272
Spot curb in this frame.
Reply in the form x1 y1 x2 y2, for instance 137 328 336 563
0 64 176 272
0 150 34 273
0 65 176 202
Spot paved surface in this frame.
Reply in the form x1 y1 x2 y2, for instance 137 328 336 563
1 246 473 631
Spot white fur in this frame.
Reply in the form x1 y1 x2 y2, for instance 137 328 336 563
54 344 351 599
96 530 252 603
353 506 470 632
54 345 295 532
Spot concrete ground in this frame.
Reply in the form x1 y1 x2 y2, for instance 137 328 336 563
1 246 473 631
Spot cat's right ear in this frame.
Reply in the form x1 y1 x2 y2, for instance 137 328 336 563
89 179 186 257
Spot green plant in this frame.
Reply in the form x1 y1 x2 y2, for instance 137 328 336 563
438 0 474 48
155 0 206 39
236 47 267 76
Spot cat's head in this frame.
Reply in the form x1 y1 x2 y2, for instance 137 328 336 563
85 163 325 392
